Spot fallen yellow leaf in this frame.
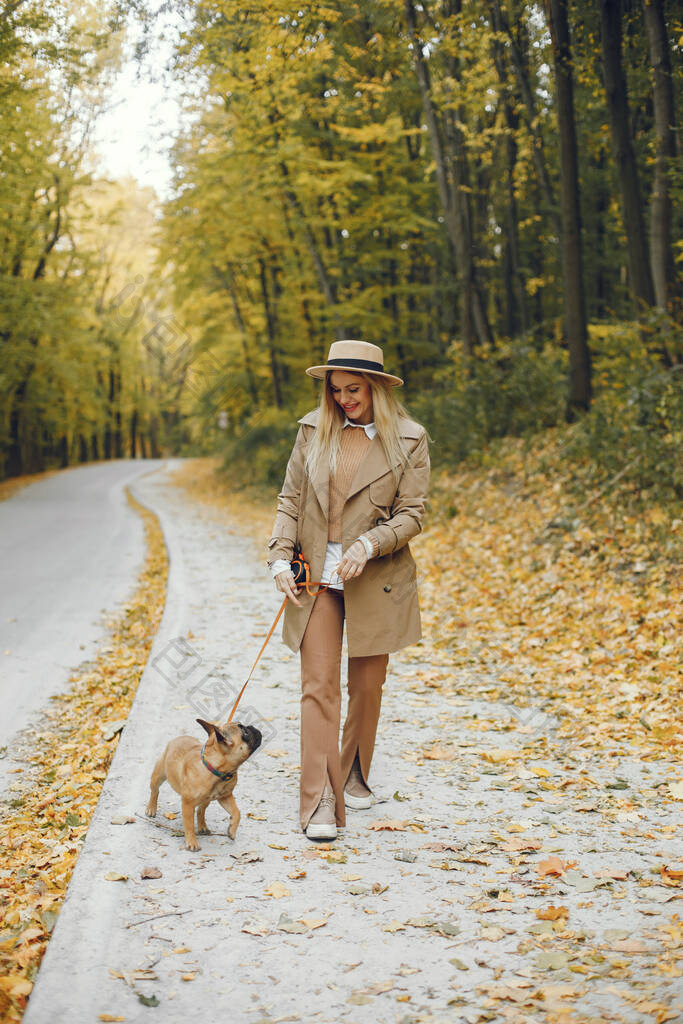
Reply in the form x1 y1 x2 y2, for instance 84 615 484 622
265 881 290 899
537 856 576 877
536 905 569 921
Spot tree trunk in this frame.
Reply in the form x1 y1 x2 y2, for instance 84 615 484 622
149 415 161 458
114 369 123 458
387 250 409 384
5 385 25 478
279 202 324 366
599 0 655 311
642 0 677 314
594 149 609 319
545 0 592 416
278 158 344 338
488 8 527 336
405 0 495 353
130 409 138 458
443 1 494 349
493 0 562 240
269 260 288 385
105 363 118 459
58 435 68 468
214 263 259 405
258 257 283 409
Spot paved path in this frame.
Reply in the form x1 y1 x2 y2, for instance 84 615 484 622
0 460 164 789
24 461 682 1023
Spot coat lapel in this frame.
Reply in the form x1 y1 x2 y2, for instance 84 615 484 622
297 409 420 512
310 457 329 521
309 430 388 514
345 435 394 501
346 416 420 499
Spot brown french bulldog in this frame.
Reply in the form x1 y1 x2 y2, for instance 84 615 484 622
146 719 262 851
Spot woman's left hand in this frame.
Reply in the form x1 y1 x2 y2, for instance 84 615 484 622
335 540 369 581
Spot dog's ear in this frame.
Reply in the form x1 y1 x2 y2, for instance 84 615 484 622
196 718 217 737
214 726 234 748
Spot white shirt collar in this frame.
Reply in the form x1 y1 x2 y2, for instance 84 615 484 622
343 416 377 440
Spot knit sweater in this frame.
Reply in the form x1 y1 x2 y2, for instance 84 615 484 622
327 425 373 542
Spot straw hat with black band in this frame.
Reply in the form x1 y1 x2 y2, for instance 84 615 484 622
305 340 403 387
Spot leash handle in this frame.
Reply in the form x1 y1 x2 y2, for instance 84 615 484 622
225 578 332 723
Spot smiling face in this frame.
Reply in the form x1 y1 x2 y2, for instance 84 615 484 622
329 370 374 425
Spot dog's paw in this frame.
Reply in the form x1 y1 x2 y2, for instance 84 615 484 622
145 807 156 818
197 827 211 836
185 838 200 852
227 826 238 840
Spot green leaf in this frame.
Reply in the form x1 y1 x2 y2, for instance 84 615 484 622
137 993 160 1007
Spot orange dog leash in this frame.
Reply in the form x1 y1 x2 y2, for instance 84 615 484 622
225 568 331 723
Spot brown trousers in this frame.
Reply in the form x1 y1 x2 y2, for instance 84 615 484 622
299 588 388 830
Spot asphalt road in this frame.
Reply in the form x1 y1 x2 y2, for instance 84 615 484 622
0 459 165 778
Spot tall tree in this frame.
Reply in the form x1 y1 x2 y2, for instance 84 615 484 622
545 0 592 414
404 0 494 353
599 0 655 312
642 0 678 316
488 0 562 241
487 0 528 336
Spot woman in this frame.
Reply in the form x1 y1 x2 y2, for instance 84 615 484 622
267 340 430 840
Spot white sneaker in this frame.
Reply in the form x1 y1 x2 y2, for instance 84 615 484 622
344 766 373 810
305 786 337 840
344 790 372 810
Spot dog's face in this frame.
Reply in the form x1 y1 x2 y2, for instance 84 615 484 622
197 719 262 771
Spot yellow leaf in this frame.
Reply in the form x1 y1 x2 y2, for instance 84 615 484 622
265 881 290 899
536 905 569 920
368 820 409 831
537 856 576 877
4 978 33 998
482 749 519 764
422 744 458 761
300 917 328 929
324 849 347 862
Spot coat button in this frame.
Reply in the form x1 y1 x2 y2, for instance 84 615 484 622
383 584 392 593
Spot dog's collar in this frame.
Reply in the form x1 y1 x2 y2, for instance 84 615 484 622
201 743 234 782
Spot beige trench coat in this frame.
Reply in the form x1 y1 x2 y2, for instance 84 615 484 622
267 407 431 657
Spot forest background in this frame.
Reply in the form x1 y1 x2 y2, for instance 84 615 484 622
0 0 680 505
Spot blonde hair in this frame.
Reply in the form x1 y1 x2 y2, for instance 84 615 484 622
304 371 418 482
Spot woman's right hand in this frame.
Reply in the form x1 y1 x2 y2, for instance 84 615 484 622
275 569 303 607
